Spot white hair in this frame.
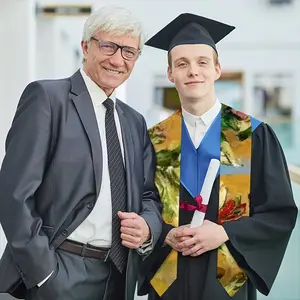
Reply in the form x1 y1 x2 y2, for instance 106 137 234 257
82 5 146 51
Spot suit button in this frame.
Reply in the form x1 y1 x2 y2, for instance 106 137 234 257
87 202 94 209
62 229 68 236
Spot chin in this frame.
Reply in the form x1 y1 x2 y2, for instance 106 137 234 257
106 76 128 86
185 92 208 100
102 79 123 90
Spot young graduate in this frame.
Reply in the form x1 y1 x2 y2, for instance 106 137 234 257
138 13 298 300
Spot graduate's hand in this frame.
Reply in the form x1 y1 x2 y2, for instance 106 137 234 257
175 220 229 257
118 212 150 249
165 225 192 252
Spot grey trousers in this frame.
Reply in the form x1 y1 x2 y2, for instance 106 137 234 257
25 248 126 300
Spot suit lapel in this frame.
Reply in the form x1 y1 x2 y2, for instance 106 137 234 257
70 70 103 196
116 100 134 212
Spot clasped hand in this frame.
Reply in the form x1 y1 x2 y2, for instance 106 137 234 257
165 220 229 257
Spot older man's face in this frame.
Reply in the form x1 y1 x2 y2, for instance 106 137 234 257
82 31 140 96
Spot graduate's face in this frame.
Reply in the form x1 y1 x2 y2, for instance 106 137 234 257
168 44 221 102
81 31 140 96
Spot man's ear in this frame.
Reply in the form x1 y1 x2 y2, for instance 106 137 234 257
168 66 174 83
215 63 221 81
81 41 89 60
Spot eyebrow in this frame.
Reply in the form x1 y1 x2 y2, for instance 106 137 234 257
174 57 188 64
174 56 211 64
199 56 211 61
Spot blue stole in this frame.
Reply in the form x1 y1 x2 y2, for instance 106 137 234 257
180 111 261 198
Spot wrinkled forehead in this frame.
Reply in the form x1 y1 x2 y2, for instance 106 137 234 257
93 30 140 48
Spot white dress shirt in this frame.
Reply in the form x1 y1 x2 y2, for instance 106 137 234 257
182 100 222 148
68 69 124 247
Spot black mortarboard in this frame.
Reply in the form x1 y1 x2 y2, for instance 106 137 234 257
145 13 235 53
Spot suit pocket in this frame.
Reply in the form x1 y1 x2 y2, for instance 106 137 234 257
34 254 61 299
36 261 59 293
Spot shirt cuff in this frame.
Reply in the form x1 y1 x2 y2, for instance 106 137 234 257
136 234 153 255
37 270 54 287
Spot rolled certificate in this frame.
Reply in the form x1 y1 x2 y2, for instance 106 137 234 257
190 159 220 228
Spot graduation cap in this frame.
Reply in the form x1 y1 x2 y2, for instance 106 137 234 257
145 13 235 53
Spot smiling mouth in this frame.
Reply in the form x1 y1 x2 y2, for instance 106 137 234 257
185 81 204 85
104 67 123 74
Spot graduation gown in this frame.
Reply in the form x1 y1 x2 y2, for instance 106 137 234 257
139 119 298 300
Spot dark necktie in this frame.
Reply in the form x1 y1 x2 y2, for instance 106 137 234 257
103 98 127 273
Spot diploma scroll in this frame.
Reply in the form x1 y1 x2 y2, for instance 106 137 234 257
190 159 220 228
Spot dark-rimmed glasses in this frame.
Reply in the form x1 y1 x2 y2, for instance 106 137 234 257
91 37 140 61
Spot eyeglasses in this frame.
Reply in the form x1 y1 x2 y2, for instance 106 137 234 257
90 37 140 61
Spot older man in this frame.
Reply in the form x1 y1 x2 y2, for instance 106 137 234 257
0 6 162 300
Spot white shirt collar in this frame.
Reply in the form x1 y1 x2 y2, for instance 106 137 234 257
80 68 116 106
182 99 221 127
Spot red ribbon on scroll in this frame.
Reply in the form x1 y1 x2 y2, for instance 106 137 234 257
179 195 207 213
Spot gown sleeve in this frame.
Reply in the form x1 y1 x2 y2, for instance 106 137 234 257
138 222 174 295
222 122 298 295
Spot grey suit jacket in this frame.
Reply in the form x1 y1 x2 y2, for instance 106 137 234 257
0 70 162 300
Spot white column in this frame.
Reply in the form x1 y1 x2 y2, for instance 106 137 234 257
0 0 36 162
35 17 57 79
35 16 84 80
0 0 36 255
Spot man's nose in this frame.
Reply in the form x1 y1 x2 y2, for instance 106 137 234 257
109 48 125 68
187 65 199 77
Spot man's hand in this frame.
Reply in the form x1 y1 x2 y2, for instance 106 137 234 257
118 212 150 249
165 225 192 252
176 220 229 257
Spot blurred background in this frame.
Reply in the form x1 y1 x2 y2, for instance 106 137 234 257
0 0 299 299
